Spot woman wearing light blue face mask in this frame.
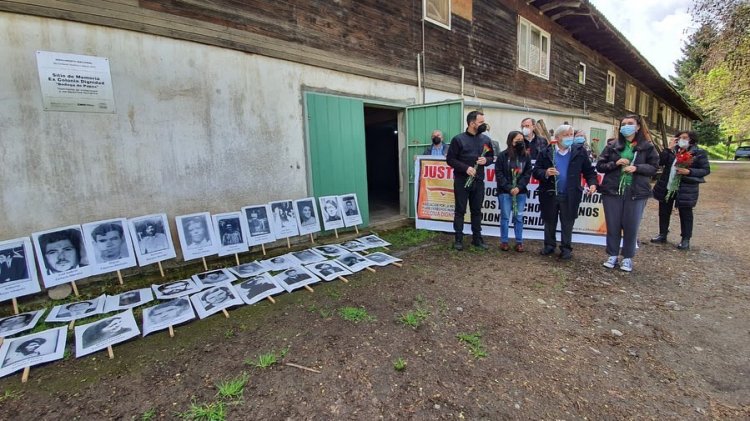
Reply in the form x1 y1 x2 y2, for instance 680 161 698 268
596 114 659 272
573 130 595 161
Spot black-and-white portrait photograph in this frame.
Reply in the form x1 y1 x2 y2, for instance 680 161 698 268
335 252 374 273
0 238 41 302
358 235 392 249
339 194 363 227
142 297 196 336
82 218 137 276
127 213 177 267
274 266 320 293
293 197 321 235
318 196 345 231
75 310 140 358
227 261 267 279
175 212 219 261
269 200 299 239
241 204 276 246
189 284 243 319
152 279 201 300
313 244 348 257
305 260 352 282
32 225 93 288
364 252 402 267
340 240 369 252
212 212 249 257
260 253 302 272
291 248 327 265
0 309 45 338
233 273 284 305
0 327 67 378
45 295 106 323
192 269 236 288
103 288 154 312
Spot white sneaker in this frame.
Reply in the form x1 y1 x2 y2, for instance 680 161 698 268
620 258 633 272
603 256 618 269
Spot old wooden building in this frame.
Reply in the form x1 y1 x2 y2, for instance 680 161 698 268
0 0 697 243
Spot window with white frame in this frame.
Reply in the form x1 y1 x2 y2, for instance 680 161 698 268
625 83 637 112
424 0 450 29
639 91 650 116
518 17 550 79
652 99 659 122
665 107 672 127
578 62 586 84
606 71 616 104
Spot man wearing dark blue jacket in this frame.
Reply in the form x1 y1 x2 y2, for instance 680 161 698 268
446 111 494 250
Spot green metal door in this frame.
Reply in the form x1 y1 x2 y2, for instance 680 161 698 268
406 100 464 217
305 92 369 225
590 127 608 156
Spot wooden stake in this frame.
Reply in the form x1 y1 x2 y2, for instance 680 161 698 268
116 270 123 285
304 285 314 292
201 257 208 271
334 228 339 239
168 325 175 337
309 233 315 244
284 362 321 373
266 296 276 304
0 337 4 347
391 262 403 268
21 367 30 383
71 281 79 297
12 298 19 314
235 253 240 266
337 275 349 283
354 225 360 234
382 246 391 251
222 309 230 318
107 345 114 359
286 237 291 248
68 320 76 331
158 261 165 277
365 266 376 273
261 244 266 255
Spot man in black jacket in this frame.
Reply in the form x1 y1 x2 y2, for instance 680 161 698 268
446 111 494 250
521 117 547 160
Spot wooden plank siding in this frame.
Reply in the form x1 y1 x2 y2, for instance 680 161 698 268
0 0 684 128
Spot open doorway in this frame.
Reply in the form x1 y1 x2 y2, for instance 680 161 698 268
364 106 400 221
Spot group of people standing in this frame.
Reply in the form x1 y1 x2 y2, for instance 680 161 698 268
435 111 710 272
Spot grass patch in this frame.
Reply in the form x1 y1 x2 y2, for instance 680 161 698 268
224 329 235 339
457 331 487 359
177 401 225 421
308 304 333 318
326 288 342 300
140 408 156 421
338 307 375 323
380 227 438 248
399 308 430 329
216 372 249 400
0 389 21 403
246 347 289 369
393 357 407 372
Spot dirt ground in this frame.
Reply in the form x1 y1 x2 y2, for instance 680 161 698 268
0 163 748 420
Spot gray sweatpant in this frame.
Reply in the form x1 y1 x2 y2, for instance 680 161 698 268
602 195 648 258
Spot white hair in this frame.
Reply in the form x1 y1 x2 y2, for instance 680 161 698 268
554 124 574 139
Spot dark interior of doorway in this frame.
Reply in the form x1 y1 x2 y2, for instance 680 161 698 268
364 106 400 222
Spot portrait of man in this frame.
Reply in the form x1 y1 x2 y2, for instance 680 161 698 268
219 219 243 246
0 328 67 375
118 290 141 306
0 248 28 283
341 240 367 252
183 217 211 249
283 268 310 285
194 269 234 286
37 229 87 274
90 222 128 262
3 337 47 366
336 253 371 272
145 298 192 326
154 279 196 299
291 249 325 264
343 197 359 216
136 219 169 254
0 313 34 336
59 301 96 318
245 207 270 236
315 262 343 277
314 244 346 257
200 286 231 311
229 262 265 278
235 273 283 305
81 316 132 349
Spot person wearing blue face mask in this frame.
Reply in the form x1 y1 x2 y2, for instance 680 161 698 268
532 124 598 260
596 114 659 272
573 130 595 161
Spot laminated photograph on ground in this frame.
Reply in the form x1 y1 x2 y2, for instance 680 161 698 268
0 309 45 338
0 237 41 302
233 273 284 305
358 234 391 249
191 269 236 288
127 213 177 266
260 253 301 272
45 295 106 323
340 240 368 252
364 252 402 267
32 225 93 288
291 248 327 265
152 279 201 300
75 310 140 358
175 212 218 261
335 252 373 273
0 327 67 379
212 212 249 257
103 288 154 312
274 266 320 293
293 197 321 235
339 194 363 227
81 218 137 276
268 200 299 239
241 204 276 246
190 283 243 319
313 244 348 257
227 261 267 278
142 297 196 336
305 260 352 282
318 196 345 231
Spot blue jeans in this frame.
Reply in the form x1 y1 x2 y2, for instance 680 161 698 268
498 193 527 243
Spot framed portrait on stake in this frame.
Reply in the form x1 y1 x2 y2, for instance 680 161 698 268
364 252 402 267
127 213 176 266
268 200 299 238
260 253 302 272
227 261 266 278
32 225 93 288
358 235 391 249
340 240 368 252
233 273 284 305
0 310 46 339
305 260 352 282
313 244 348 257
335 252 374 273
103 288 154 312
0 327 67 379
212 212 249 256
142 297 196 336
290 248 327 265
339 194 363 227
293 197 321 235
274 266 320 293
152 279 202 300
318 196 345 231
0 237 41 302
81 218 137 275
45 295 106 323
74 309 140 358
175 212 218 261
192 269 236 288
241 204 276 246
189 284 243 319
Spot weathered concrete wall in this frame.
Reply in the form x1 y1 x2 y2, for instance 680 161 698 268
0 13 420 238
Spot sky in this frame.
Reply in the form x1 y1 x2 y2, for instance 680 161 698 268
589 0 695 78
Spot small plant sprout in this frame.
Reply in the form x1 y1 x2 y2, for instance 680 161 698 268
457 331 487 359
393 357 407 372
216 372 249 400
177 400 226 421
338 307 375 322
399 308 430 329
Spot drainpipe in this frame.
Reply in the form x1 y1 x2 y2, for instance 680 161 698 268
460 65 465 96
417 53 422 104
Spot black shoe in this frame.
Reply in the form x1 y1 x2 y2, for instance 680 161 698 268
453 241 464 251
540 246 556 256
559 250 572 260
471 238 488 250
650 233 668 244
677 239 690 250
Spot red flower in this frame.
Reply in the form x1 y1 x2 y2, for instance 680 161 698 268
675 150 693 167
512 167 522 175
482 144 492 155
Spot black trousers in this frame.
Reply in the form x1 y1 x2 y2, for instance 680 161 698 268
543 194 575 252
658 198 694 239
453 178 484 241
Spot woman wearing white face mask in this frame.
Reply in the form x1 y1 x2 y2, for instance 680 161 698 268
596 114 659 272
651 131 710 250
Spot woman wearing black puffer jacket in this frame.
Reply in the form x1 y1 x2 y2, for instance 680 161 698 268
596 114 659 272
651 131 710 250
